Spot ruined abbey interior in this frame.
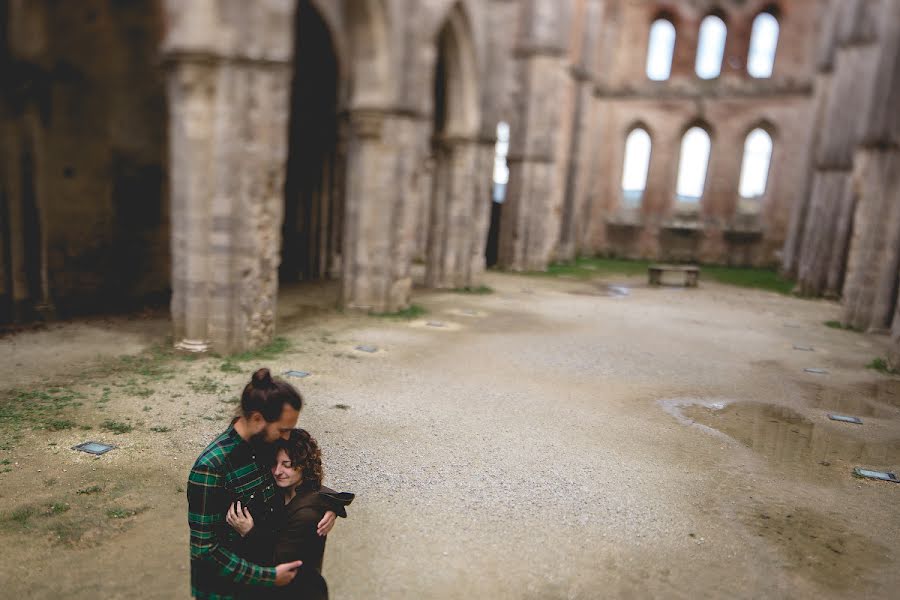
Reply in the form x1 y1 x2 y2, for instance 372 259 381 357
1 0 898 356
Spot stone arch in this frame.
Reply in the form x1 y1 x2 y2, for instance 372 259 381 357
424 1 486 289
342 0 392 110
432 2 480 139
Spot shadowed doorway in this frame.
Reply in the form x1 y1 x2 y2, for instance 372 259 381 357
281 0 342 283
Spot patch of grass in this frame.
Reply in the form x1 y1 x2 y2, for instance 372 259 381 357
1 459 11 465
149 426 171 433
48 519 91 545
219 361 243 374
46 502 70 516
0 387 86 431
101 420 134 435
519 257 795 295
187 376 230 395
452 285 493 295
522 257 651 279
370 304 427 320
866 357 900 375
825 320 861 332
702 266 794 295
44 419 77 431
6 505 36 526
77 485 103 495
106 506 148 519
227 336 292 362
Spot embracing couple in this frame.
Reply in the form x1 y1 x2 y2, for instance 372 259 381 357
187 368 354 599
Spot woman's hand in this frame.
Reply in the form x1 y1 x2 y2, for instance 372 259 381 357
226 500 254 537
317 510 336 536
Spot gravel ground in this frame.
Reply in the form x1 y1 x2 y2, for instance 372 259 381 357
0 271 898 599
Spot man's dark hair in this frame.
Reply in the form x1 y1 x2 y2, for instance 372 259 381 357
240 367 303 422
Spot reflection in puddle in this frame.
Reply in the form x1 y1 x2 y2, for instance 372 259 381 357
663 400 900 476
802 381 900 418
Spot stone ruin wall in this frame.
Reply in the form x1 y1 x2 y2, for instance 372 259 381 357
585 0 821 267
0 0 169 320
4 0 896 355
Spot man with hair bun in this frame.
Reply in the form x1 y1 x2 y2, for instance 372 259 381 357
186 368 337 599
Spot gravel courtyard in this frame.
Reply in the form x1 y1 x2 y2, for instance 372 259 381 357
1 271 898 599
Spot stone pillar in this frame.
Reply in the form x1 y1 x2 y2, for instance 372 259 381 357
791 0 881 297
557 0 606 262
425 137 490 288
164 0 294 353
842 0 900 334
341 110 420 312
498 0 574 271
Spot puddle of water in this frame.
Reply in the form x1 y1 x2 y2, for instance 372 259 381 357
668 400 900 476
803 382 900 418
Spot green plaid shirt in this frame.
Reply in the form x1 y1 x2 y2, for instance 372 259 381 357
188 424 278 599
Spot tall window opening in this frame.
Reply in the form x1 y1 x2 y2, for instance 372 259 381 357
675 127 711 202
747 12 779 78
695 15 726 79
738 129 773 198
621 128 651 207
493 122 510 202
646 19 676 81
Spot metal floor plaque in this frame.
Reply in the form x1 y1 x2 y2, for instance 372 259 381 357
853 468 899 483
284 370 310 378
73 441 115 455
355 345 378 353
828 414 863 424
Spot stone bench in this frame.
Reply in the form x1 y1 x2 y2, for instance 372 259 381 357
648 264 700 287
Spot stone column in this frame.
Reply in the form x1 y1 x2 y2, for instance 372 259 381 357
842 0 900 334
164 0 294 353
341 110 420 312
557 0 605 262
425 137 489 288
498 0 574 271
791 0 880 297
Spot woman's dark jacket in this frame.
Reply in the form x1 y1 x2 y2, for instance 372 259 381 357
269 484 354 600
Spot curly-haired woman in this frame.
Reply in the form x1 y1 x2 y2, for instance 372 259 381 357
227 429 354 599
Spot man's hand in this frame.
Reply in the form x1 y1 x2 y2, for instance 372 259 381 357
317 510 336 536
274 561 303 586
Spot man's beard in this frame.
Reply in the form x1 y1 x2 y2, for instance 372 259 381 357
249 431 276 465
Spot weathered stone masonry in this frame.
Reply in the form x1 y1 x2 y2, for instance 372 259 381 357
2 0 897 356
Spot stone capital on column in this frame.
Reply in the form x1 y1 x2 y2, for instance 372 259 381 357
348 110 385 139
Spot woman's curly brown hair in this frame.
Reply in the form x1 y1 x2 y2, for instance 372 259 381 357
275 429 323 490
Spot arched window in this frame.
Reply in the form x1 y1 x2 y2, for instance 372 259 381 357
738 128 773 198
695 15 727 79
747 13 779 78
492 121 510 202
621 128 652 206
646 19 676 81
675 127 711 202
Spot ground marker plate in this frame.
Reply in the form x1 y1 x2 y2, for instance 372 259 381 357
828 414 862 424
853 468 899 483
804 368 829 374
355 345 378 353
284 370 310 378
793 345 814 351
72 442 115 456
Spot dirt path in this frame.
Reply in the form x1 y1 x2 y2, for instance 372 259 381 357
1 272 898 599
